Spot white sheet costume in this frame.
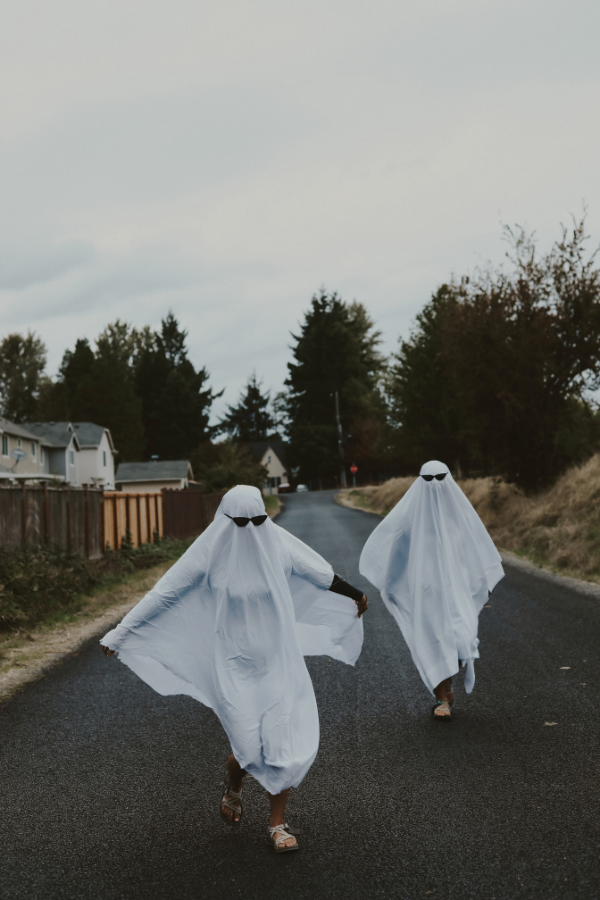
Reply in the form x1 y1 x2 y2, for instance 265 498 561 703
101 485 363 795
359 461 504 695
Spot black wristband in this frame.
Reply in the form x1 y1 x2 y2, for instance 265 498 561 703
328 574 364 603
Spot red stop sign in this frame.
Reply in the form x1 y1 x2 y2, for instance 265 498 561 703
350 465 358 474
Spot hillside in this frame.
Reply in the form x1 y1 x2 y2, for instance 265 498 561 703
345 454 600 583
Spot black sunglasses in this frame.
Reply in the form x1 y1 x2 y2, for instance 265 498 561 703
421 473 447 482
225 513 269 527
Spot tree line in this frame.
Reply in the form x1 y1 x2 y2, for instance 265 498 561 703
2 216 600 491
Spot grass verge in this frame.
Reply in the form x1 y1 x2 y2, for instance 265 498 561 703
338 452 600 585
0 537 194 634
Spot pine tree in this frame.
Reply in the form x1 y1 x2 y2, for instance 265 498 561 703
0 332 47 422
219 373 275 441
89 322 145 461
134 312 219 459
283 290 385 482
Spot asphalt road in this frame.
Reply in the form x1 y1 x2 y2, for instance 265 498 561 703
1 491 599 900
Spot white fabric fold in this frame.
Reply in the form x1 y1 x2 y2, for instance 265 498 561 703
359 461 504 695
101 484 363 794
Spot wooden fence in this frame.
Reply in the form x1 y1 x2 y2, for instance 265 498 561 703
0 485 104 558
161 489 224 539
103 489 224 549
0 485 225 557
103 492 163 551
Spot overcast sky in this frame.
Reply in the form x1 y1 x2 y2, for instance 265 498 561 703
1 0 599 421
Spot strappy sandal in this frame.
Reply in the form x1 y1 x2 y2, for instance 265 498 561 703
267 823 299 853
432 699 451 719
445 677 454 706
220 782 243 826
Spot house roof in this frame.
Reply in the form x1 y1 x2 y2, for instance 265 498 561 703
23 422 81 449
71 422 116 451
0 416 45 442
116 460 193 483
248 439 287 466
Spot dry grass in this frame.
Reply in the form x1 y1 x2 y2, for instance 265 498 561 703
346 453 600 582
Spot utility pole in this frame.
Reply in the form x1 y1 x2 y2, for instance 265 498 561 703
334 391 347 488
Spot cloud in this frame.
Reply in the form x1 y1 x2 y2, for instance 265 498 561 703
0 0 599 424
0 240 95 289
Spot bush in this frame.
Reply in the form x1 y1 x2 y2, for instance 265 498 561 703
0 536 192 632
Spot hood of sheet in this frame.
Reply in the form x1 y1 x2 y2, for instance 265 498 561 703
101 485 363 794
359 461 504 694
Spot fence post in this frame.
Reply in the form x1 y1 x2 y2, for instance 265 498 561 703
125 492 131 545
136 493 141 547
66 485 72 552
84 484 90 559
44 483 50 545
100 490 106 555
145 494 151 544
22 482 27 544
112 494 118 551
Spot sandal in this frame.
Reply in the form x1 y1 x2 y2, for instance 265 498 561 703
267 823 299 853
220 782 243 826
432 699 451 719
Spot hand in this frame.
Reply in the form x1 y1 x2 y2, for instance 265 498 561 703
355 594 368 618
101 645 115 657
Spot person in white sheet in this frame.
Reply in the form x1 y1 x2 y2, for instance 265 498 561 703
359 461 504 719
101 485 367 852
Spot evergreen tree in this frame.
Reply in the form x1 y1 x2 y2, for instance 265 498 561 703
0 332 47 422
89 321 145 461
219 373 275 441
283 290 385 482
134 312 219 459
49 338 96 421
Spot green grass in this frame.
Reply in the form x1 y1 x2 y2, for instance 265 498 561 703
264 494 280 515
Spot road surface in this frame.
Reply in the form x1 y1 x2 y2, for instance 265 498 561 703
1 490 599 899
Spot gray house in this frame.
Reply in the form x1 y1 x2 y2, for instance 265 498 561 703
24 421 117 488
116 460 194 492
22 422 81 484
71 423 116 489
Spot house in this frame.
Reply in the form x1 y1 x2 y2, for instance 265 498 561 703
115 460 194 492
248 439 288 493
23 422 81 485
0 416 47 482
71 423 117 489
23 421 117 488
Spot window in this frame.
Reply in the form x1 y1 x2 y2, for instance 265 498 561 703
1 435 7 456
69 450 74 465
17 438 22 449
31 442 36 459
103 450 107 467
40 447 44 464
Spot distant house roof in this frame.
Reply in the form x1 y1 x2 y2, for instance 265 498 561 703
71 422 116 451
248 439 287 465
23 422 81 449
0 416 45 442
116 460 194 483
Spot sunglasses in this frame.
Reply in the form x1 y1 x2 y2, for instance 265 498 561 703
421 473 447 482
225 513 269 527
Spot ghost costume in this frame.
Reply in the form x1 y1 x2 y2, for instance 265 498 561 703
101 485 363 795
359 461 504 695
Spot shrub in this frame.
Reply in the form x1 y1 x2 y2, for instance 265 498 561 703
0 536 192 632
